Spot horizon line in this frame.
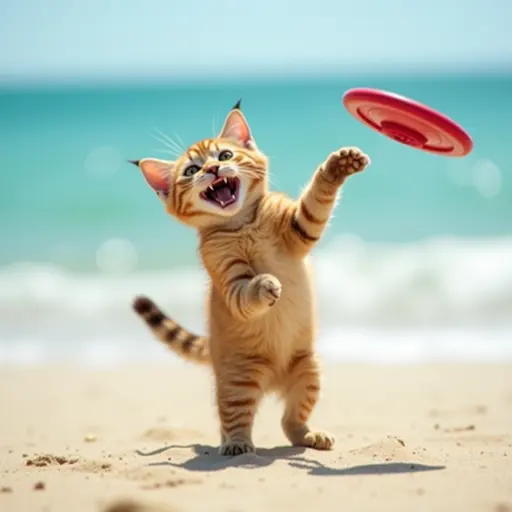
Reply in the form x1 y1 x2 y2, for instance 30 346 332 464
1 62 511 91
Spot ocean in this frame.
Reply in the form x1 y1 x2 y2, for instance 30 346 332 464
1 73 511 366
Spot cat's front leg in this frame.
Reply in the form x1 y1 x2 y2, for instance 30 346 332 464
228 272 282 321
284 147 370 258
209 256 282 321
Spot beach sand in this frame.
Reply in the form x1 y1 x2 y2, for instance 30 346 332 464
1 363 511 512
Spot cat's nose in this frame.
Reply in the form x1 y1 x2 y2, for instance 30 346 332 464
204 165 219 175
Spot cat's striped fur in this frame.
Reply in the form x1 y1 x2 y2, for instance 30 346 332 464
131 101 370 455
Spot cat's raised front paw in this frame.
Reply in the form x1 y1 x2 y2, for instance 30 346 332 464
321 147 370 186
252 273 282 307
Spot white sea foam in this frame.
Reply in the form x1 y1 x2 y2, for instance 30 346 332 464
1 236 511 366
314 235 512 328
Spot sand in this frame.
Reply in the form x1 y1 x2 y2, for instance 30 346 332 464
1 363 511 512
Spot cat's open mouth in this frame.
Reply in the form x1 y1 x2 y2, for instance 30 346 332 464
200 177 240 209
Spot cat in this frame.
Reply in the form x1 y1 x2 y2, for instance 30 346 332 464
130 100 370 456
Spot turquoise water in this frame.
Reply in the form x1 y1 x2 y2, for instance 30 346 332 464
1 73 512 365
1 73 511 272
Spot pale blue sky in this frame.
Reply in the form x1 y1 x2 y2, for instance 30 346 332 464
2 0 511 85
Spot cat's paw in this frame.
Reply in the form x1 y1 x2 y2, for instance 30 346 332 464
219 439 255 456
252 273 282 307
292 430 335 451
321 147 370 186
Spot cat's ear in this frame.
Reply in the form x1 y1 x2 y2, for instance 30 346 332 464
218 102 256 149
129 158 173 198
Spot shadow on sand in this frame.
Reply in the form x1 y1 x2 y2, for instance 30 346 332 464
135 443 446 476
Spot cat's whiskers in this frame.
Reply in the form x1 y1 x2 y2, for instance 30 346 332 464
173 131 186 152
152 134 182 158
152 128 184 156
154 127 183 151
154 143 181 159
237 167 263 181
267 175 280 188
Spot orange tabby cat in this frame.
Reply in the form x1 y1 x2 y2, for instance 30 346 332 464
131 100 370 455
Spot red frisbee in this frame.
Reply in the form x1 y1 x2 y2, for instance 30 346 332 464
342 88 473 157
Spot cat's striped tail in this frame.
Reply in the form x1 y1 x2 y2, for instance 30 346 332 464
132 296 210 365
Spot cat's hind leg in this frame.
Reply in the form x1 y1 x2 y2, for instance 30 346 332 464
281 351 334 450
215 355 272 455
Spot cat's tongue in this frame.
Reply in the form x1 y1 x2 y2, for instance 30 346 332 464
212 185 233 204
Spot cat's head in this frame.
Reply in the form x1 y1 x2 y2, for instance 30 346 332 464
131 101 268 228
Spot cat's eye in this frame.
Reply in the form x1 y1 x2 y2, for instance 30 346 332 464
218 150 233 161
183 164 201 177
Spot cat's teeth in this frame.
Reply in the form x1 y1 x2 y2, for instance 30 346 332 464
231 195 236 200
208 185 214 191
219 200 225 207
223 178 228 184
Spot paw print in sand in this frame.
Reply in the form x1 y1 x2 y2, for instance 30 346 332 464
322 147 370 186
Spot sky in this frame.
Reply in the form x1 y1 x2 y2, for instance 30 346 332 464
1 0 512 85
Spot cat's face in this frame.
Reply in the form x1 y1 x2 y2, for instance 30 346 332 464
133 106 268 228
